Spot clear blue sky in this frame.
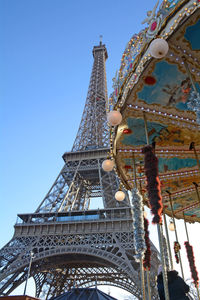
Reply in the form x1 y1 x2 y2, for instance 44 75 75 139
1 0 200 298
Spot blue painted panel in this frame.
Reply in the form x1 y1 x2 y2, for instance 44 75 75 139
184 19 200 50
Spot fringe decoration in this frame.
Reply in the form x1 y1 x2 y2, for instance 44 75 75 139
184 241 199 285
131 188 146 262
162 234 170 271
142 145 163 224
174 241 181 264
143 217 151 270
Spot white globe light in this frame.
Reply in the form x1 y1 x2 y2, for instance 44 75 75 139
115 191 125 201
107 110 122 126
149 38 169 59
102 159 114 172
168 221 175 231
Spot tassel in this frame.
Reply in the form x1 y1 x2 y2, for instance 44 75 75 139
184 241 199 285
142 145 163 224
143 217 151 270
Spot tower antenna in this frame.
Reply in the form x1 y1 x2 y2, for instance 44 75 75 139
99 35 103 45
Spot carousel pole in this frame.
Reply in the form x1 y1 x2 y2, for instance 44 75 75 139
142 111 170 300
146 270 151 300
139 173 151 300
132 153 146 300
139 181 151 300
143 112 149 145
189 142 200 174
183 213 200 299
183 213 190 243
166 191 185 279
163 206 174 270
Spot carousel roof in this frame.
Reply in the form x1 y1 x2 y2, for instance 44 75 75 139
110 0 200 223
50 288 117 300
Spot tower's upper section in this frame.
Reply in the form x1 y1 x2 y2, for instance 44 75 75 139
71 42 109 152
92 42 108 59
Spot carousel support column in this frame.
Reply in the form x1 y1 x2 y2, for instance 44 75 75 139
146 270 151 300
143 112 149 145
132 153 146 300
183 213 200 299
166 191 184 279
142 111 170 300
189 143 200 174
183 213 190 243
196 285 200 299
139 181 151 300
163 206 174 270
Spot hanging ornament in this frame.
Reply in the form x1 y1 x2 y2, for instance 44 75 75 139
143 217 151 270
142 145 163 224
115 190 125 201
107 110 122 126
187 91 200 125
168 219 175 231
131 188 146 262
173 241 181 264
149 38 169 59
102 159 114 172
184 241 199 286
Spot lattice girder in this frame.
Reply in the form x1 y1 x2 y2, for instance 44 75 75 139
34 266 143 299
0 43 160 299
0 209 159 298
36 149 126 213
72 44 109 152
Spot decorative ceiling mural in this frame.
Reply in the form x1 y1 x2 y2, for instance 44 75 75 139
110 0 200 223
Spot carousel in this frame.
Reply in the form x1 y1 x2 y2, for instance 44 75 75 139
103 0 200 299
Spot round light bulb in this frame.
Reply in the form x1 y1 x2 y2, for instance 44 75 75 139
107 110 122 126
149 38 169 59
102 159 114 172
115 190 125 201
168 221 175 231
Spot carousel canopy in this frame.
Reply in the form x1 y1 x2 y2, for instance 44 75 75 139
110 0 200 223
50 288 117 300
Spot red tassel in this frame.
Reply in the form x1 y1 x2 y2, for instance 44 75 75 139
184 241 199 285
142 146 163 224
143 217 151 270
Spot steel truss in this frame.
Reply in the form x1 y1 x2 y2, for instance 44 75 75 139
0 208 159 298
0 43 159 299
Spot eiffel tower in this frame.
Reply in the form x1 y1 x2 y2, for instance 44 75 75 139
0 41 159 299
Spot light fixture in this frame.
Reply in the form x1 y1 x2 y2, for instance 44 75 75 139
107 110 122 126
115 190 125 201
168 219 175 231
149 38 169 59
102 159 114 172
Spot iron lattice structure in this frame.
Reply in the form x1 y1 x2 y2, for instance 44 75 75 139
0 43 159 299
